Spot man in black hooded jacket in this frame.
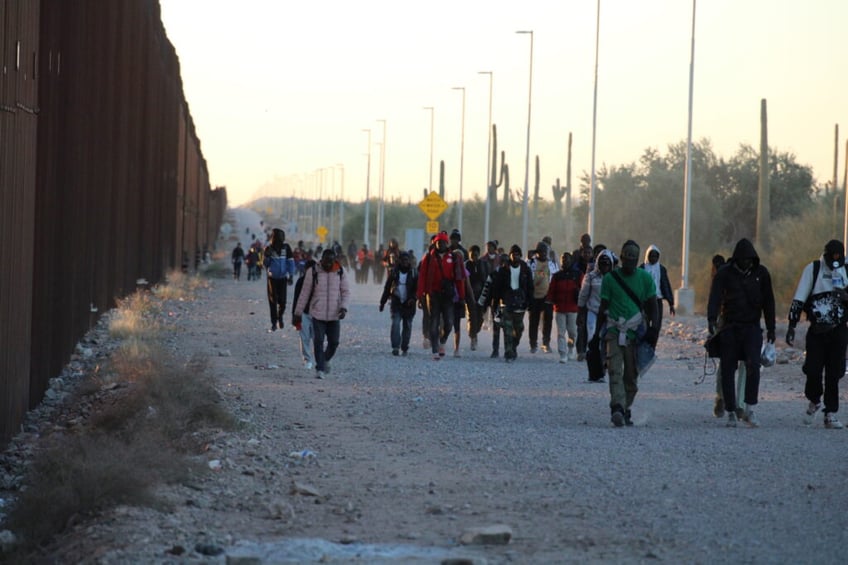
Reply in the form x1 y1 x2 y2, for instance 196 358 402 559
707 238 776 428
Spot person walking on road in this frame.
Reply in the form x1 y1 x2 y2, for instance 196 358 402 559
294 249 350 378
488 245 533 363
263 228 295 332
528 242 557 354
292 259 316 370
417 231 466 360
707 238 776 428
379 251 418 357
639 244 675 332
786 239 848 429
231 242 245 281
594 241 659 427
547 252 583 363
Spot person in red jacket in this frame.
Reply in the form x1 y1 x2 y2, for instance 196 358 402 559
546 252 584 363
417 231 466 360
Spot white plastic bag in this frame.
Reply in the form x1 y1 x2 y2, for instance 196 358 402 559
760 342 776 367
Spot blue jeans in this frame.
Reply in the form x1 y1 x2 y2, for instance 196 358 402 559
390 308 415 351
312 318 340 372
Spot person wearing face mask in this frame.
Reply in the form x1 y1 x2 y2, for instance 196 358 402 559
488 245 534 363
594 241 659 426
707 238 776 427
786 239 848 429
379 251 419 357
294 249 350 379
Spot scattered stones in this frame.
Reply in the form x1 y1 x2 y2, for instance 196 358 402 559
459 524 513 546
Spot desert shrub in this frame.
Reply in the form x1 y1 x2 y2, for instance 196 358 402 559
3 274 234 553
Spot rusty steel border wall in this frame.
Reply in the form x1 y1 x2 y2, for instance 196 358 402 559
0 0 226 446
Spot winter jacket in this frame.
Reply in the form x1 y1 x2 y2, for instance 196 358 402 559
263 242 295 279
380 266 419 314
639 244 674 306
788 255 848 328
707 238 775 331
578 249 614 314
294 262 350 321
489 260 533 313
546 266 583 313
417 249 467 301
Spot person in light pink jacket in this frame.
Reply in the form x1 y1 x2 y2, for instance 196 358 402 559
294 249 351 378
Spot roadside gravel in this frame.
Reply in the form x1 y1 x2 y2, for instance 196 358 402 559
4 257 848 564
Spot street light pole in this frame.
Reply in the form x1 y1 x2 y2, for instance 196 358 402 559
423 106 434 193
478 71 493 244
452 86 466 234
589 0 600 240
678 0 697 315
337 163 345 244
377 119 387 248
362 128 372 250
516 30 534 253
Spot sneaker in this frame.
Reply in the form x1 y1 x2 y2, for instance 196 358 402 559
804 401 821 425
559 357 567 364
392 349 399 356
269 324 277 333
611 410 625 428
726 412 737 427
624 410 634 427
490 350 499 358
305 361 314 370
567 348 577 361
530 346 538 354
453 350 461 358
824 413 844 429
713 397 725 418
401 350 408 357
432 354 441 361
316 371 325 379
470 337 477 351
742 407 759 427
576 353 586 362
439 346 446 357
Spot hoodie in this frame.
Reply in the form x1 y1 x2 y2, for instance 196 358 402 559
707 238 775 331
639 244 674 304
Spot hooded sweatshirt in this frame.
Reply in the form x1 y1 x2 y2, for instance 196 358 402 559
707 238 775 331
639 244 674 304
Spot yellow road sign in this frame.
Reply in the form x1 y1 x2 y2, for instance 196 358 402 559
418 191 448 220
425 220 439 234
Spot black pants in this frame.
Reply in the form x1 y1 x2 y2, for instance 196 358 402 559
804 324 848 414
267 277 289 327
426 293 454 353
718 324 762 412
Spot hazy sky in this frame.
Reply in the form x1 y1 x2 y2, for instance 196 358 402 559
159 0 848 208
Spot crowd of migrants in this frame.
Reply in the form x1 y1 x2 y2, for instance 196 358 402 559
231 227 848 430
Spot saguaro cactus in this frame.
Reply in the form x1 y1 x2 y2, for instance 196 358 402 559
439 160 446 199
489 125 505 205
